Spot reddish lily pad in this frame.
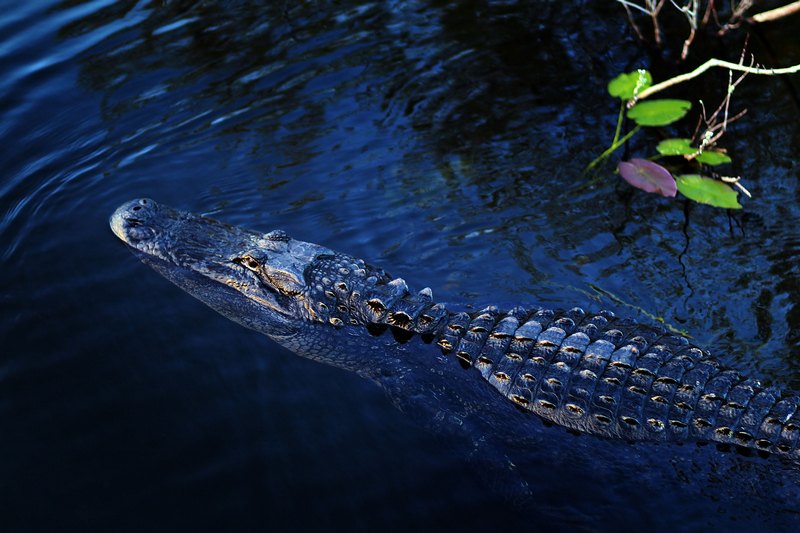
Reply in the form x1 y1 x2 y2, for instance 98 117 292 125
618 159 677 197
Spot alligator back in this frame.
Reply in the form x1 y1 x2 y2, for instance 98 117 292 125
360 295 800 461
299 250 800 462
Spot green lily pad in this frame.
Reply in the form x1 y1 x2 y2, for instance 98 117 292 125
608 70 652 100
627 99 692 127
696 150 732 166
676 174 742 209
656 138 695 156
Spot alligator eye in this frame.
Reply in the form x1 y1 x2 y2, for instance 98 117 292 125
235 255 261 271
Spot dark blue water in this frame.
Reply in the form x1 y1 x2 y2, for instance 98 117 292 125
2 1 800 530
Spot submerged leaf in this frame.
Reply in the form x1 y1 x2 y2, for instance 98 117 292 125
627 99 692 126
676 174 741 209
608 70 653 100
696 150 732 165
618 159 677 197
656 138 695 156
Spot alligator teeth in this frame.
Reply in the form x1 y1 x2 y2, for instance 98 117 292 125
418 287 433 300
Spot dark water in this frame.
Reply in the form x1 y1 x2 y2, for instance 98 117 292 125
2 1 800 530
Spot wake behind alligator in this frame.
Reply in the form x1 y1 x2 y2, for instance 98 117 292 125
110 198 800 464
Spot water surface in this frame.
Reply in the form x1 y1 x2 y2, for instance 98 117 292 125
2 1 800 530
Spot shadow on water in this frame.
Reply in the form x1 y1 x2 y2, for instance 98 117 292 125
1 0 800 530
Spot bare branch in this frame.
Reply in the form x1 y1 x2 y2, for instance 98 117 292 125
634 59 800 102
615 0 657 16
706 109 747 147
621 3 646 40
690 103 705 142
721 176 752 198
681 26 696 59
731 0 755 22
651 0 668 46
749 1 800 23
701 0 715 26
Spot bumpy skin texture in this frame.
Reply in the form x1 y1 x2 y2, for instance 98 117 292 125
111 199 800 462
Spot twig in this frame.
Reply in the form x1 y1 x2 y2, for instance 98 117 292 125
708 109 747 138
681 26 696 60
717 47 751 136
721 175 752 198
701 0 714 26
749 1 800 23
615 1 665 43
615 0 656 16
731 0 755 23
621 3 646 40
651 0 667 46
687 48 751 153
669 0 700 58
717 0 753 35
690 104 705 142
634 59 800 102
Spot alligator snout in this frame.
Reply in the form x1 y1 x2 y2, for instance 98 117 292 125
110 198 159 243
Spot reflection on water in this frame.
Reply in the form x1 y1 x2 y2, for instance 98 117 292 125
2 0 800 530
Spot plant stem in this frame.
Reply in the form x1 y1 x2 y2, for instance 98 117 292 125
750 1 800 23
612 100 625 145
587 125 642 171
635 59 800 101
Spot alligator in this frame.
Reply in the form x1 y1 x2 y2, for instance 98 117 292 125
110 198 800 463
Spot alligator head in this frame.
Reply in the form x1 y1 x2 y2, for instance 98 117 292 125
109 198 418 346
109 198 342 339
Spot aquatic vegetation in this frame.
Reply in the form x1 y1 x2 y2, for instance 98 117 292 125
590 57 800 208
589 2 800 209
675 174 742 209
618 158 677 198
